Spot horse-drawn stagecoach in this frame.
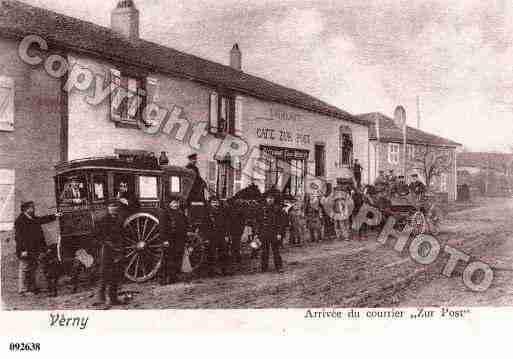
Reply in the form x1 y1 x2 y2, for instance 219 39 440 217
54 156 206 283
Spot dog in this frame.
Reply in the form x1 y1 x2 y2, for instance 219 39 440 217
40 244 85 297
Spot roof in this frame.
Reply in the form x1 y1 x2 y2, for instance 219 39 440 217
54 156 194 176
0 0 368 127
356 112 461 147
457 152 513 171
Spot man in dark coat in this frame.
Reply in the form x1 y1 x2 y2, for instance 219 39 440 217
159 197 188 285
226 198 245 267
257 187 286 273
186 153 207 203
93 200 128 308
353 159 363 189
409 173 427 199
14 201 60 295
206 196 231 276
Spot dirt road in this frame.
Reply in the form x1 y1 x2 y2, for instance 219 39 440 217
2 197 511 310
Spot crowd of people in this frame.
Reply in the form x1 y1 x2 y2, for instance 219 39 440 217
12 154 428 309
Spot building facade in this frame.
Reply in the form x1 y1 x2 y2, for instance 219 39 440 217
358 113 460 201
0 1 369 239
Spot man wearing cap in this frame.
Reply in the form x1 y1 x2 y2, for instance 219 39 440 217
257 187 285 273
205 196 231 276
159 197 188 285
409 174 426 199
14 201 61 295
93 200 128 308
186 153 207 203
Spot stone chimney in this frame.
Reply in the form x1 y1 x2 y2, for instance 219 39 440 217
230 43 242 71
111 0 139 40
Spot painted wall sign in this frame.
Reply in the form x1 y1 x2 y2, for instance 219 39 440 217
256 127 310 146
270 108 301 122
261 145 309 160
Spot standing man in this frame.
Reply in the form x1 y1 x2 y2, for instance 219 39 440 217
257 188 285 273
14 201 61 295
159 197 188 285
409 173 427 199
186 153 207 203
206 196 231 276
353 159 363 189
93 199 128 308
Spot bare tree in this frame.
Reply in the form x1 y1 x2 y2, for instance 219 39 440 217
408 145 453 190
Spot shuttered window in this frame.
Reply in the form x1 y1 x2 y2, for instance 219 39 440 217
0 76 14 132
234 96 243 136
0 169 15 231
110 68 147 126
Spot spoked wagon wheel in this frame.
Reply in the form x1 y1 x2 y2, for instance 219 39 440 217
121 213 164 283
406 210 427 237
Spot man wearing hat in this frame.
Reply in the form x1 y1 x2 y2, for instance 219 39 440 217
205 196 231 276
409 173 426 198
93 199 128 308
14 201 61 295
186 153 207 203
159 197 188 285
257 187 285 273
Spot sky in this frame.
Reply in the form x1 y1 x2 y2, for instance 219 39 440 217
23 0 513 151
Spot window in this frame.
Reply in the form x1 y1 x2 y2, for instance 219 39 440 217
0 169 14 231
388 143 400 165
139 176 158 199
407 144 415 161
114 173 136 201
315 144 326 177
0 77 14 132
59 175 88 204
110 69 146 125
92 174 107 202
170 176 181 194
209 92 235 135
217 160 234 199
440 173 448 193
339 126 353 167
261 147 307 197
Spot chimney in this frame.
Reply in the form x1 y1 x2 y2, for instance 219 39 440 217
230 43 242 71
111 0 139 40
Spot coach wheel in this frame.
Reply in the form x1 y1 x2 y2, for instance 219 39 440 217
122 213 164 283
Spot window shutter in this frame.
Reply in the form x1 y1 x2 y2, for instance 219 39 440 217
0 77 15 132
208 160 217 193
388 143 392 164
234 96 243 136
234 157 243 195
109 69 122 122
0 169 15 231
209 92 218 134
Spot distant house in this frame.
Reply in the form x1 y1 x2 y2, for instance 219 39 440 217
356 113 461 201
457 152 513 197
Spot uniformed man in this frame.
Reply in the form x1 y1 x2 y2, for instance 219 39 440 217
257 187 285 273
206 196 231 276
409 173 427 198
159 197 188 285
186 153 207 203
14 201 61 295
93 199 128 308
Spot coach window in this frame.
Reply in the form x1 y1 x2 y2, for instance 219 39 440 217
170 176 181 194
139 176 158 200
114 173 136 201
91 174 108 202
59 175 88 204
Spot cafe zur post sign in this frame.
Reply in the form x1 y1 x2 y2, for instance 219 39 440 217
255 108 311 146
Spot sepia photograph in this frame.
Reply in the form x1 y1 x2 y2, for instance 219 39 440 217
1 0 512 317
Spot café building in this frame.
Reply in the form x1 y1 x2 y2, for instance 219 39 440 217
0 0 370 235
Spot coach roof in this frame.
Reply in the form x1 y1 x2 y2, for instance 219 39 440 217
0 0 368 127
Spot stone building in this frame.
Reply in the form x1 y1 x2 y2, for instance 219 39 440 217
0 0 370 237
357 112 461 201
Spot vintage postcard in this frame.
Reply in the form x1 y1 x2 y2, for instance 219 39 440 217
1 0 513 349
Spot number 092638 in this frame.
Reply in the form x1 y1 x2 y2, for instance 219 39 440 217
9 343 41 351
